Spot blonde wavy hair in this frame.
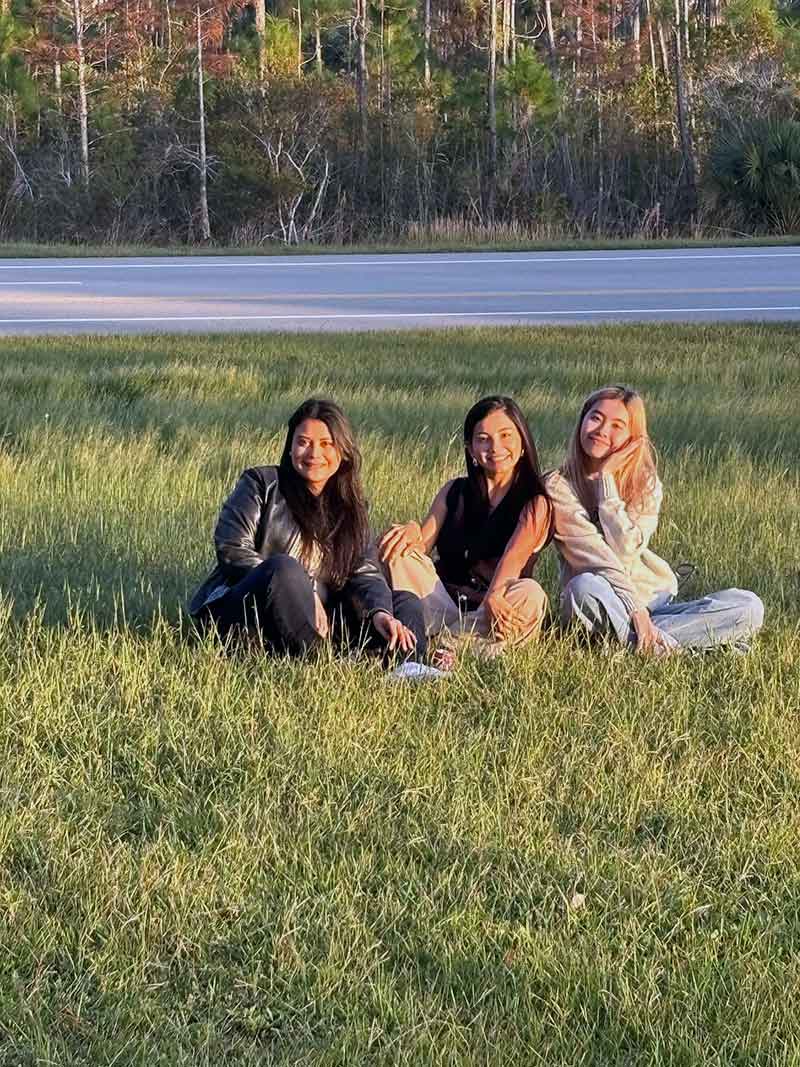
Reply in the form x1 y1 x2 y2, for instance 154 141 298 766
563 385 658 516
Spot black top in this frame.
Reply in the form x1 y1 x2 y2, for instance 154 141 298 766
435 477 538 601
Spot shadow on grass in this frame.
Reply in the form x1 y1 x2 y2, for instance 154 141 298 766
2 326 800 473
0 539 194 630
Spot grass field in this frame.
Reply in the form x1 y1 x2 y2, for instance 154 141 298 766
0 325 798 1064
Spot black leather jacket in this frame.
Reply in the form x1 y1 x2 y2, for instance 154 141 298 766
189 465 393 620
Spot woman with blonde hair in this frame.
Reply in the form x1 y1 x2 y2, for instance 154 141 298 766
546 385 763 653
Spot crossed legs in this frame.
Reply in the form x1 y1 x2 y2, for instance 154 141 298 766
387 550 547 653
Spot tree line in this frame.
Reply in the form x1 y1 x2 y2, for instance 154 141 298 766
0 0 798 245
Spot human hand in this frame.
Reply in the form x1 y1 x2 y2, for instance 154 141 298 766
379 521 424 563
483 590 523 639
313 592 329 638
652 628 680 657
598 436 643 477
632 610 680 657
631 608 660 654
372 610 418 652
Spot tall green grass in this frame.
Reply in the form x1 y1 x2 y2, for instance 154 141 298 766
0 325 797 1064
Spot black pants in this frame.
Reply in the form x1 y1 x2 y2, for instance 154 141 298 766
202 554 427 662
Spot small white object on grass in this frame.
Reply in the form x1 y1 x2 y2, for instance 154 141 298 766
390 662 449 682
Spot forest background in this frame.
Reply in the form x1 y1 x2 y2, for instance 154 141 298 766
0 0 798 246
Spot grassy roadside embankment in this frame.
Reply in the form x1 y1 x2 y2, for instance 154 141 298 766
0 324 798 1064
0 235 798 259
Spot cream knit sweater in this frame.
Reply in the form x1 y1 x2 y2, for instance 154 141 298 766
545 469 678 615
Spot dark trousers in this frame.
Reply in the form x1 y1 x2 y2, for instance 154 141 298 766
203 554 427 662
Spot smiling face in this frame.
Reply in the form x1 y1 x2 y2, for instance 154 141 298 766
290 417 342 493
468 409 523 479
579 397 631 465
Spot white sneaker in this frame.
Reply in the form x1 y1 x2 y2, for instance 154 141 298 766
390 661 449 682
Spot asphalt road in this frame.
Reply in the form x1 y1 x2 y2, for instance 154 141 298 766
1 247 799 334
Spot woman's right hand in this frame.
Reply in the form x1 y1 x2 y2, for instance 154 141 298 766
631 608 660 653
597 436 643 477
379 521 424 563
631 609 677 656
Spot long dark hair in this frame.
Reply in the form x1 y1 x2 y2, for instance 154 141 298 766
278 398 370 589
462 395 552 537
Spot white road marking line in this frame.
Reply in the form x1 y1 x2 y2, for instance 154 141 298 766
0 305 798 325
141 285 800 301
0 281 83 286
0 251 798 271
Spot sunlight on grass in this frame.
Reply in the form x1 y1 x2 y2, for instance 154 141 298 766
0 324 798 1064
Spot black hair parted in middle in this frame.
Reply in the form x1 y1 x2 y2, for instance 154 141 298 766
278 397 370 590
462 395 550 517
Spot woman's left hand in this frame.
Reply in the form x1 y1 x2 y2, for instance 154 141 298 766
372 610 418 652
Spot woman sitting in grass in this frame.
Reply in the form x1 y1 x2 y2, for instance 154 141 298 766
189 397 428 667
380 396 552 658
546 384 764 654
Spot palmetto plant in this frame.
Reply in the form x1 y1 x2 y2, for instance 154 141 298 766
709 117 800 233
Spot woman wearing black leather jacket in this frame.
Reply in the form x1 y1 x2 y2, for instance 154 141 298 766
190 398 426 663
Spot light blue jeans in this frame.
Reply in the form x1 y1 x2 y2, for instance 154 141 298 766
561 573 764 651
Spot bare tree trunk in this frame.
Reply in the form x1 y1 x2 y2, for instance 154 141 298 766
648 14 658 112
386 19 392 110
253 0 267 82
379 0 385 105
297 0 303 75
423 0 431 84
196 3 211 241
502 0 510 64
591 2 603 232
632 0 641 67
657 18 669 75
681 0 695 134
509 0 515 61
673 0 696 210
485 0 497 219
575 14 582 72
54 58 63 114
355 0 368 183
72 0 90 188
544 0 556 62
315 7 323 74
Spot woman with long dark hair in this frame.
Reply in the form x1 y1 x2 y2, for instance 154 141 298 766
190 398 427 665
380 396 552 656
